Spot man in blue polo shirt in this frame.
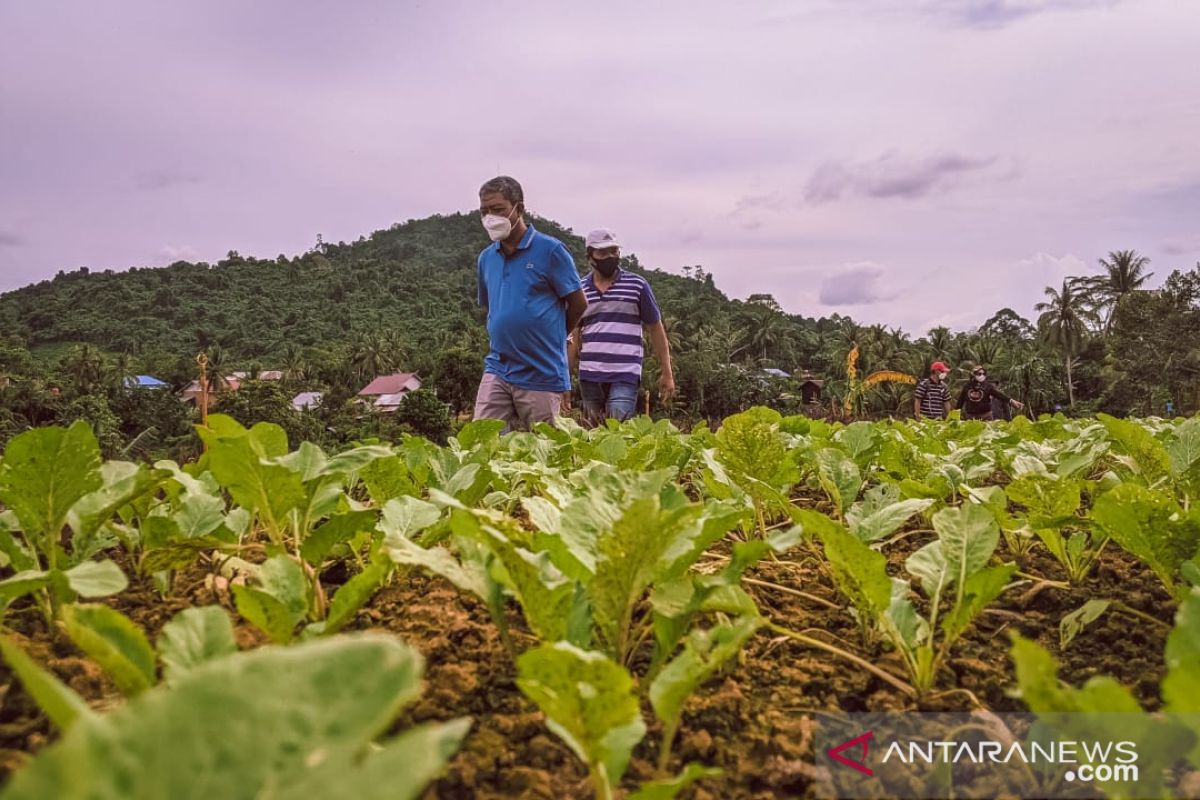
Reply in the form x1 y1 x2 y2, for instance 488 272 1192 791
473 176 588 432
568 228 675 424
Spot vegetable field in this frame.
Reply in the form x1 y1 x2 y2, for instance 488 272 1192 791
1 409 1198 799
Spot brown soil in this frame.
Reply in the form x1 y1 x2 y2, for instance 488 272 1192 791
0 536 1178 799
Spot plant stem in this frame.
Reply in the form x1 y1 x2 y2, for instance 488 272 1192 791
743 578 840 610
766 621 916 698
657 721 679 775
1109 601 1171 631
593 764 613 800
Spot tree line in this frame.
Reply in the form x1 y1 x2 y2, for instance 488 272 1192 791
1 211 1197 458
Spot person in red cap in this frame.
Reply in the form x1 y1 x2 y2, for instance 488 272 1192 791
914 362 952 419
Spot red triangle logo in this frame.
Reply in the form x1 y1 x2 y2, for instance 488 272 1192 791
827 730 875 776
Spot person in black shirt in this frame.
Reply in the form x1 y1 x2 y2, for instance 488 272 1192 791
958 365 1024 420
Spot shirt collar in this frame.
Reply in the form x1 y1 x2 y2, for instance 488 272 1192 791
492 224 537 254
584 266 622 286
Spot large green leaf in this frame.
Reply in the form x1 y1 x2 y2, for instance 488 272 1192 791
649 616 760 744
1163 587 1200 713
448 510 577 643
359 454 419 504
0 421 102 548
377 496 441 544
65 462 166 560
816 521 893 626
940 563 1016 644
516 642 646 789
714 407 798 492
62 560 128 598
157 606 237 684
60 604 157 697
589 495 695 659
1009 633 1194 798
815 448 862 518
928 503 999 595
385 536 489 601
0 569 52 603
885 578 929 651
300 510 377 565
0 511 36 571
1098 413 1173 487
197 416 306 541
0 636 95 732
232 585 297 645
1091 484 1200 596
1166 417 1200 482
846 484 933 542
0 635 468 800
170 490 227 540
322 558 393 635
1006 473 1082 523
627 764 723 800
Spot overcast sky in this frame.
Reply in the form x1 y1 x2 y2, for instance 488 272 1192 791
2 0 1198 335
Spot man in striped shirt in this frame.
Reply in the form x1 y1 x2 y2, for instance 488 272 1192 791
913 361 952 419
568 228 675 423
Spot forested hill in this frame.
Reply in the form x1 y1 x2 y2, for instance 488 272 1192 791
0 212 837 376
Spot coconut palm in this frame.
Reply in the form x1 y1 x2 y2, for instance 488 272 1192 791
1095 250 1153 332
1035 279 1100 407
926 327 953 361
204 345 232 393
62 344 107 395
281 342 308 383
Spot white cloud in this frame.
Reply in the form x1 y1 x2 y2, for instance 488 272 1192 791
818 262 897 305
156 244 200 263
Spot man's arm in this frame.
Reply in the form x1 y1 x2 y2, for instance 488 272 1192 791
646 320 676 400
568 326 582 373
564 289 588 333
990 382 1024 410
913 382 925 419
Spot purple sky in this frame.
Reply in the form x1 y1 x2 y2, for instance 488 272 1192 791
2 1 1198 334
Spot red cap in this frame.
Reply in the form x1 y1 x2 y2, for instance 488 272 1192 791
930 361 949 374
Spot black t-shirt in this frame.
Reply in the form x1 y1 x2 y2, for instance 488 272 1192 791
958 380 1009 416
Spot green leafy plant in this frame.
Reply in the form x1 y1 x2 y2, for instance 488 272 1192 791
0 633 470 800
1090 483 1200 599
812 503 1016 695
517 641 645 800
1010 588 1200 795
0 421 165 622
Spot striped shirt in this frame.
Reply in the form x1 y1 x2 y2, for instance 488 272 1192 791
578 269 662 385
914 378 951 418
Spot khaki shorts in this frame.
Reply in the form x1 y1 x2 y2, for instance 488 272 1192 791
472 372 562 433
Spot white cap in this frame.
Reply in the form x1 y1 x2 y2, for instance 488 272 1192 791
585 228 622 250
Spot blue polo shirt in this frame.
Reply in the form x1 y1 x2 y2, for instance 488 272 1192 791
477 225 582 392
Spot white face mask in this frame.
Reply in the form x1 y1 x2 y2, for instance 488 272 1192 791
482 208 518 241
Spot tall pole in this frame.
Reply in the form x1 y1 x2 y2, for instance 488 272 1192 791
197 353 209 451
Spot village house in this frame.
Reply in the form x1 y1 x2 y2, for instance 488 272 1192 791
357 372 422 413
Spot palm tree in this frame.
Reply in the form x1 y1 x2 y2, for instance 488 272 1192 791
1095 250 1153 332
965 336 1003 371
281 342 308 383
350 333 387 382
1035 279 1100 407
62 344 107 395
204 345 231 393
110 352 136 390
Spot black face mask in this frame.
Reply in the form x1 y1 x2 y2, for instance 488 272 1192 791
592 256 619 278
